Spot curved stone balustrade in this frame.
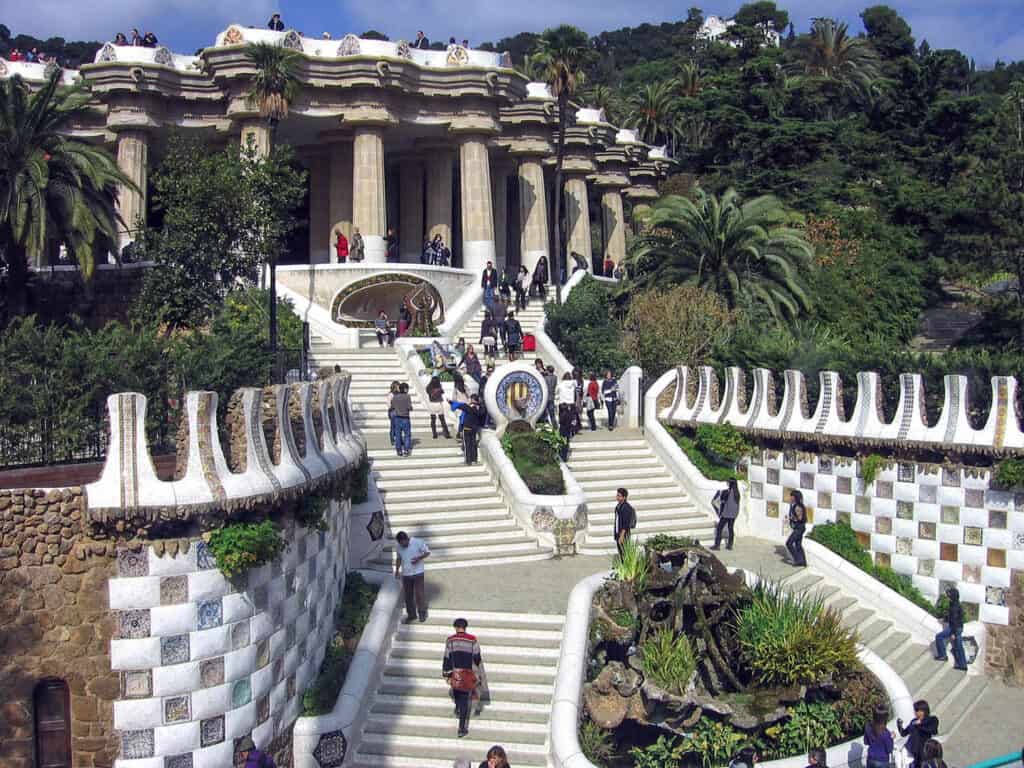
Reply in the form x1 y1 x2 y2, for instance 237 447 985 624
93 42 201 70
86 374 365 519
0 57 79 84
665 365 1024 454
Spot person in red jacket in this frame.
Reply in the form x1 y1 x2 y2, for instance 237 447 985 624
442 618 483 737
334 230 349 263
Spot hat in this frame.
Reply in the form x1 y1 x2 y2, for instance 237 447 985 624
236 735 255 752
453 617 468 629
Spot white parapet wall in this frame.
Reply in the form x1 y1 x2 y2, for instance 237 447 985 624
549 571 915 768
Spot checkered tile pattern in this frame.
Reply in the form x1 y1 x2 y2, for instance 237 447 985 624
746 450 1022 625
109 500 352 767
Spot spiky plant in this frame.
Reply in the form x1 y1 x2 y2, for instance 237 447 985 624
244 42 301 127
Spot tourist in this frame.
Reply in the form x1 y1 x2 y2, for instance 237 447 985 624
515 266 529 309
113 33 128 45
350 227 365 261
142 31 158 47
729 746 757 768
268 13 285 31
480 745 510 768
131 28 143 46
386 227 399 262
863 706 894 768
532 254 549 298
392 383 413 456
601 370 620 431
454 336 467 364
499 269 512 305
543 365 558 425
394 531 430 622
786 490 807 567
505 312 523 361
398 302 411 338
480 365 495 427
334 229 349 263
439 238 452 266
451 373 470 442
603 254 614 277
449 37 457 45
387 380 400 447
934 586 968 671
443 617 483 737
426 375 451 439
571 368 584 434
711 478 740 551
480 311 498 358
897 700 939 768
614 487 636 555
454 395 486 464
613 262 625 280
585 373 600 431
237 735 276 767
481 260 498 309
462 345 483 385
375 310 395 347
8 48 23 61
422 236 434 264
413 30 430 49
462 39 470 48
556 373 577 461
921 739 946 768
806 748 826 768
571 251 587 274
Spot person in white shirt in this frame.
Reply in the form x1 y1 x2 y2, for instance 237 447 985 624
394 531 430 622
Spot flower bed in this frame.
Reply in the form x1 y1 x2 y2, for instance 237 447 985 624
501 423 566 495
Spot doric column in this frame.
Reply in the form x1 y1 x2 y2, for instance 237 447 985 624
329 140 353 244
491 162 511 273
308 153 330 264
458 135 496 273
399 159 425 262
425 150 454 248
352 126 387 263
115 130 149 249
517 157 549 279
239 119 270 158
564 174 592 271
601 188 627 269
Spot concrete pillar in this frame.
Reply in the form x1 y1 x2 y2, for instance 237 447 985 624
564 175 592 271
426 150 454 248
601 188 627 270
309 154 330 264
352 126 387 263
329 141 353 244
399 160 425 262
491 163 510 273
517 157 549 278
115 130 148 249
459 136 496 273
239 119 271 158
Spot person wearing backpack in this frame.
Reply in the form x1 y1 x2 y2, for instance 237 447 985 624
613 487 636 555
711 478 741 551
237 736 276 768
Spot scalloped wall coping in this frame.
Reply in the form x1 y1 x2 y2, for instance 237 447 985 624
550 570 915 768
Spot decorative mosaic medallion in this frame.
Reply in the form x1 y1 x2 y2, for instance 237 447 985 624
875 517 892 535
337 34 361 56
122 670 152 699
898 463 915 483
231 620 250 650
493 369 546 423
963 526 984 546
783 451 797 470
940 543 958 562
818 456 833 474
875 481 893 500
989 509 1008 529
165 754 193 768
196 540 216 570
395 40 413 59
940 506 960 525
257 695 271 724
766 501 779 518
942 467 960 487
988 548 1007 568
256 639 270 669
800 472 814 490
836 476 852 495
223 26 245 45
313 730 348 768
282 30 303 50
163 695 190 724
121 729 154 759
855 496 871 515
201 715 225 747
366 509 386 541
918 522 936 540
896 537 913 555
1014 531 1024 551
750 482 763 500
117 547 149 577
200 657 225 688
965 488 985 508
896 501 914 520
837 511 852 526
818 492 832 509
986 586 1007 607
232 678 252 708
198 599 223 630
160 634 189 665
963 563 981 583
160 576 188 606
875 552 891 569
919 484 937 504
119 610 151 639
917 559 934 577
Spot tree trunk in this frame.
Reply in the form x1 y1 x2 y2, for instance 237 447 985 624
553 93 568 305
269 255 278 357
4 241 30 321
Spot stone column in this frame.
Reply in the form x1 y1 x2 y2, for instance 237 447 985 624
399 160 425 262
564 174 592 271
239 119 270 158
601 187 627 270
115 130 148 249
517 157 549 279
352 126 387 263
308 154 331 264
459 136 496 273
425 150 454 248
491 163 510 273
329 141 353 245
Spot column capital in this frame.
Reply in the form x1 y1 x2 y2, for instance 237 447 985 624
504 137 555 157
591 171 631 188
448 115 501 136
624 185 659 201
342 105 399 128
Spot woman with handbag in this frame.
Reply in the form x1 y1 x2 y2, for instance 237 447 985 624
786 489 808 566
585 373 600 431
442 618 483 737
710 478 740 550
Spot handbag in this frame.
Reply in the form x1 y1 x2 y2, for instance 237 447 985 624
449 668 477 692
583 395 596 411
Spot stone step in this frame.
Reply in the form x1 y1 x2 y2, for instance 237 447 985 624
580 529 713 554
580 485 687 501
370 455 486 472
382 499 507 515
571 462 663 477
569 449 656 463
385 507 509 525
576 476 680 493
355 733 548 766
841 607 875 631
395 622 562 647
372 540 550 563
381 531 538 550
586 517 714 537
890 642 932 676
569 439 650 451
368 694 551 724
587 498 693 513
373 470 494 489
935 674 988 736
857 619 893 646
383 518 520 537
379 485 498 503
361 713 548 745
389 640 561 665
827 595 858 614
918 663 968 710
870 629 913 660
382 658 556 685
375 676 553 704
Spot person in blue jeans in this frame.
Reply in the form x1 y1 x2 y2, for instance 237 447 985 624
391 382 413 457
934 586 968 670
601 370 619 430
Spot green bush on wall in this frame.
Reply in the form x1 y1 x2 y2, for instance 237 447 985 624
995 457 1024 488
501 425 566 495
695 423 752 463
206 520 286 578
672 429 741 482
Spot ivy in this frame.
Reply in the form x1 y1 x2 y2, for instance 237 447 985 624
206 520 286 578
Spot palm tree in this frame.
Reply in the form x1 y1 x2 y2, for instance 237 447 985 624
628 189 813 321
0 71 131 318
677 61 703 98
243 41 301 353
516 53 547 82
584 84 621 123
628 80 681 151
534 25 594 303
788 18 881 111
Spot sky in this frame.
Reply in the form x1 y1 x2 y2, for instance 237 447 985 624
4 0 1023 66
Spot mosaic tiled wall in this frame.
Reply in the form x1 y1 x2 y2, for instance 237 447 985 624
107 499 351 768
745 450 1024 625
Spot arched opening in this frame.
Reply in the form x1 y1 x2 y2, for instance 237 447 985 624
34 678 71 768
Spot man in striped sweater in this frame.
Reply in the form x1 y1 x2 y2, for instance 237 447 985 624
442 618 483 737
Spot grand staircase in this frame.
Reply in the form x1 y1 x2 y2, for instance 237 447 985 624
567 430 718 555
349 609 563 768
455 300 546 370
778 568 990 741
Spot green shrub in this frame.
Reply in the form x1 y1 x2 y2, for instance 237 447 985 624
611 537 649 592
335 572 379 639
350 459 370 504
831 670 888 735
696 423 752 463
674 430 741 482
545 274 631 374
774 702 843 759
860 454 885 486
645 533 699 552
610 609 637 628
641 628 697 695
630 735 687 768
206 520 286 578
580 718 616 767
302 643 352 715
502 428 566 495
296 493 329 531
995 457 1024 488
735 580 859 686
679 717 747 768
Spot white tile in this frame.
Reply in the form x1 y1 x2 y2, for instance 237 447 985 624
191 624 231 660
911 574 939 599
113 697 162 730
250 611 275 643
893 519 916 539
225 701 257 740
984 529 1012 550
891 554 915 576
154 721 200 756
109 577 161 610
252 663 275 700
269 627 288 660
252 719 275 752
111 637 162 670
150 603 198 637
223 593 254 624
1008 549 1024 569
872 534 894 554
873 498 897 517
962 507 988 528
912 539 938 559
960 546 986 566
834 493 854 513
269 677 287 714
916 504 939 523
982 567 1011 588
152 662 201 697
194 741 234 768
958 582 985 605
939 487 964 506
937 524 961 544
191 682 232 720
980 604 1009 625
188 570 231 602
147 546 197 577
851 514 872 534
933 560 962 581
224 645 257 683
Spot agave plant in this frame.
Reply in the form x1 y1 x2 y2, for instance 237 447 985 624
611 537 649 591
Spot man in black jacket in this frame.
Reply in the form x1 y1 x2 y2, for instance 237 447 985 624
934 587 968 670
613 487 636 555
481 260 498 310
454 395 485 464
413 30 430 49
898 700 939 768
268 13 285 30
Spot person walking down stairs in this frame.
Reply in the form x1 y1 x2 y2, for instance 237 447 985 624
614 487 636 555
711 478 741 551
394 531 430 623
602 370 620 431
427 375 452 440
443 618 484 738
